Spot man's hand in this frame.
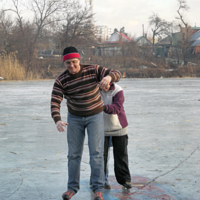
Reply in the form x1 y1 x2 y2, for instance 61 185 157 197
56 121 68 132
100 75 112 90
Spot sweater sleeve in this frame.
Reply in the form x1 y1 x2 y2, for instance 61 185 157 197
104 90 124 114
50 79 64 123
95 65 121 83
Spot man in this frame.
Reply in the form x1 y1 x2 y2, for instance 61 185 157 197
100 82 132 190
50 46 121 200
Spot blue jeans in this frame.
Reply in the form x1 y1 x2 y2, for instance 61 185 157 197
105 147 110 184
67 112 104 193
105 137 112 184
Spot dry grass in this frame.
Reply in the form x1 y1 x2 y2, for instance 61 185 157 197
0 51 40 80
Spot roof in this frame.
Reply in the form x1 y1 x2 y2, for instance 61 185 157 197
135 36 152 46
157 35 172 45
191 39 200 47
120 33 132 41
189 30 200 41
103 32 132 44
135 36 143 42
191 27 200 30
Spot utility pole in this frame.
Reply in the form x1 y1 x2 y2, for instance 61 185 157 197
87 0 94 23
88 0 94 11
142 24 144 36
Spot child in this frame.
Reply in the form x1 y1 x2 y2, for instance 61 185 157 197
100 82 132 190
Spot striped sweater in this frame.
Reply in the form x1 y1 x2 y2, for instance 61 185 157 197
51 64 121 123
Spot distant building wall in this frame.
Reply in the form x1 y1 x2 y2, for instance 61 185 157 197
95 25 112 42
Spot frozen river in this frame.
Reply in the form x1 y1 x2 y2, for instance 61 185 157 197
0 78 200 200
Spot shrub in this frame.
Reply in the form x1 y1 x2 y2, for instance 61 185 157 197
0 51 40 80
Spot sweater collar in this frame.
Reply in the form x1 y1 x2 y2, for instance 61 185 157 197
109 82 115 91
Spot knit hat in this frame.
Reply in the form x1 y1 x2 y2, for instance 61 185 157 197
62 46 81 62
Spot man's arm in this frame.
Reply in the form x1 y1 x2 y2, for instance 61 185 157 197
107 69 121 83
95 65 121 89
51 80 69 132
51 79 64 123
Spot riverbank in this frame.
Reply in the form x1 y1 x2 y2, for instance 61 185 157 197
1 61 200 81
1 76 199 82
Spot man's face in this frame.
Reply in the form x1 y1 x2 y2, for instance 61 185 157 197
64 58 81 74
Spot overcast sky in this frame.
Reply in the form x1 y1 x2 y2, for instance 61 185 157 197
81 0 200 37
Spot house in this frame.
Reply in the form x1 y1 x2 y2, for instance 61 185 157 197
96 30 132 56
155 35 172 57
168 27 200 59
104 31 132 44
172 27 200 46
189 27 200 37
134 35 153 57
156 35 172 57
189 30 200 54
135 36 152 47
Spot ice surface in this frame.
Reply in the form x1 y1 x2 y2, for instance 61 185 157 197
0 78 200 200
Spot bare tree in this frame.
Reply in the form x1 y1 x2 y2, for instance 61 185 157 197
176 0 191 65
113 28 118 33
55 3 96 50
1 0 65 71
0 12 14 52
0 0 96 72
149 13 174 46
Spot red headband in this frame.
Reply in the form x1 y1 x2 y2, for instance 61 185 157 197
63 53 80 62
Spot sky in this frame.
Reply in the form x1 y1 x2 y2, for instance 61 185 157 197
1 0 199 38
81 0 200 38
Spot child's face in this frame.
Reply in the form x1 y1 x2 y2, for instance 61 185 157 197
102 84 110 92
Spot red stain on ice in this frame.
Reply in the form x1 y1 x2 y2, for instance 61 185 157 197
104 175 178 200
